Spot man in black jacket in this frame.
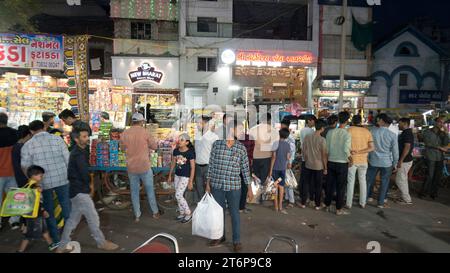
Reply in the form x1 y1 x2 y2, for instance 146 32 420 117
57 129 118 252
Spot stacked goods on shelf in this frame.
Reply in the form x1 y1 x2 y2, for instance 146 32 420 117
158 140 173 168
96 141 110 167
99 121 113 140
90 139 99 166
109 140 120 167
90 112 101 133
150 152 158 168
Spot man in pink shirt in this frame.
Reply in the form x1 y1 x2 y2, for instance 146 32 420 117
121 113 161 222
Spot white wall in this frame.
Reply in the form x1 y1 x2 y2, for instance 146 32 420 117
321 5 371 77
372 31 442 108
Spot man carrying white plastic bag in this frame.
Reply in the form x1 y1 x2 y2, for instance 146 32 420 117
192 193 224 240
195 119 252 253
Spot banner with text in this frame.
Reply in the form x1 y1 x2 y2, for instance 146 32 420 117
0 33 64 70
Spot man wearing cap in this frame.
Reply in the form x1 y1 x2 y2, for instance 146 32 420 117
120 112 162 222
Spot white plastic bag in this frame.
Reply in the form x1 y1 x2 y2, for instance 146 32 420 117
285 169 298 189
192 193 224 240
247 178 263 204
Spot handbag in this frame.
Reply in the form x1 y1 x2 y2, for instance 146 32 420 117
0 181 40 218
285 169 298 189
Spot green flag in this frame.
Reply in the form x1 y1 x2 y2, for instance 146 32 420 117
351 14 373 51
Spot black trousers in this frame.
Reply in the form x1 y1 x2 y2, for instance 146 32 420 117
303 168 323 207
253 158 271 182
325 162 348 210
422 160 444 197
239 174 248 210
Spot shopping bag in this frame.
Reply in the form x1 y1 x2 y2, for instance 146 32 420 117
192 193 224 240
0 182 40 218
53 193 65 228
262 178 278 201
247 176 263 204
285 169 298 189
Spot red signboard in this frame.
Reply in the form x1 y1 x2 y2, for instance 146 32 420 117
236 50 316 66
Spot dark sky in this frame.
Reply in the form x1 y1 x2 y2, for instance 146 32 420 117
373 0 450 41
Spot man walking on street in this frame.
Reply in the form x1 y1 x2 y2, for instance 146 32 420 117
194 116 219 202
395 118 415 205
120 113 162 222
420 117 449 199
366 114 399 208
0 112 20 230
42 112 56 133
21 120 71 249
346 115 374 209
325 111 352 216
206 120 253 253
57 129 119 252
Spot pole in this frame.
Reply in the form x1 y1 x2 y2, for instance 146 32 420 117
338 0 348 110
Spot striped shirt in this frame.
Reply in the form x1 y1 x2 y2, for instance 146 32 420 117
21 132 70 190
207 140 251 191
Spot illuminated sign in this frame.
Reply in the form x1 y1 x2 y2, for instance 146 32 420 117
320 80 371 91
235 50 315 66
128 63 163 84
399 90 443 104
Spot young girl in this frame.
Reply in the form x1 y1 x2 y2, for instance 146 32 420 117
168 133 195 223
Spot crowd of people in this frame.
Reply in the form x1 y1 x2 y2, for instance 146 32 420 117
0 108 449 253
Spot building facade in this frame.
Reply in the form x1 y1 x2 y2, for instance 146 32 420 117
371 26 448 109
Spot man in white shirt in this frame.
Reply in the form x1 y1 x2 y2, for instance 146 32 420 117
194 116 219 202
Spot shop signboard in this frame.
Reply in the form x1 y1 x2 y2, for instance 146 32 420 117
0 33 64 70
319 80 371 91
399 90 443 104
112 57 179 89
314 90 365 97
235 50 316 66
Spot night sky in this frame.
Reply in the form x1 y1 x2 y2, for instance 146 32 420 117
373 0 450 41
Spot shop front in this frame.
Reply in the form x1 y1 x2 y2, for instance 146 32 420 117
0 33 68 128
224 49 316 111
314 78 371 113
112 56 179 129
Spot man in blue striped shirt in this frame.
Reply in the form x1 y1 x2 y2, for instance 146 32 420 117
367 113 399 208
206 120 252 253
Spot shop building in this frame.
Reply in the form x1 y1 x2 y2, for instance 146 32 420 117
371 26 448 109
178 0 319 110
315 0 374 112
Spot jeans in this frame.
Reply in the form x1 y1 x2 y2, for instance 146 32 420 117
366 165 393 206
253 158 271 183
211 188 241 244
285 187 295 204
303 168 323 207
325 162 348 210
395 161 413 203
346 164 368 208
239 174 248 210
58 193 106 250
194 164 208 202
0 176 20 225
42 184 71 243
422 160 444 198
128 169 159 218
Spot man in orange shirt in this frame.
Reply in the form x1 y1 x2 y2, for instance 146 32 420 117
0 113 20 230
346 115 374 209
120 113 162 222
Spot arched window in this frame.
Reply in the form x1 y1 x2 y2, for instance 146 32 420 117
395 42 420 57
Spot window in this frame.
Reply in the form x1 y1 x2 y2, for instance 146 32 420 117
131 22 151 40
197 17 217 33
399 73 408 86
399 47 411 56
198 57 217 72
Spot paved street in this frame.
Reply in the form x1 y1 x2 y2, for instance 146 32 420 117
1 188 450 253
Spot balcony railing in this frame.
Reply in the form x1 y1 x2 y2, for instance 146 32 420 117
186 21 312 41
